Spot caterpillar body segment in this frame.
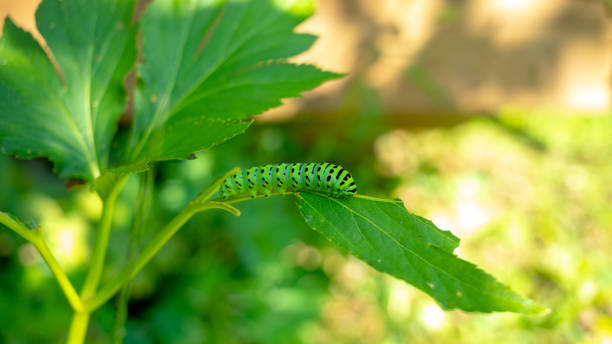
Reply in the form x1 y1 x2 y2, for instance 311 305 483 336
220 163 357 199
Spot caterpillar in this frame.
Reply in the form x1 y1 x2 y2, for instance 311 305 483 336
220 163 357 199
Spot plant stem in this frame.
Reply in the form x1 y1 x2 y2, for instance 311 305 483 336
86 202 238 311
34 236 85 312
191 167 240 204
0 211 84 312
80 175 128 299
112 284 130 343
66 312 89 344
66 176 127 344
0 211 39 242
85 169 242 311
113 169 154 343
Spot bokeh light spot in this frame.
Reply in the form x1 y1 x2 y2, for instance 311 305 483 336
420 303 446 330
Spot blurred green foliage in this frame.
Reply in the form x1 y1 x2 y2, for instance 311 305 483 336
1 109 611 343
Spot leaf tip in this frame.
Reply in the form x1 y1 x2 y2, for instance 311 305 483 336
519 301 549 316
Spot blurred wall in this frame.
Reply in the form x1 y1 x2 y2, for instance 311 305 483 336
282 0 612 118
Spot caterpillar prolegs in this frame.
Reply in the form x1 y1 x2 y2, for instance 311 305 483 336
220 163 357 199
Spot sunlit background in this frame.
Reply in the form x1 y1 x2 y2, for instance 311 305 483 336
1 0 612 343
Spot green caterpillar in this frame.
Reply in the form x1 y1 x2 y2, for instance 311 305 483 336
220 163 357 199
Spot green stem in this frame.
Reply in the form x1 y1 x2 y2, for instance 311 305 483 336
0 211 84 312
34 237 85 312
191 167 240 204
86 169 243 311
66 312 89 344
80 175 128 299
112 284 131 344
113 169 154 344
86 202 238 311
66 176 127 344
0 211 39 243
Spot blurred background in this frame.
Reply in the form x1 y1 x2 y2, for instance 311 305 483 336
1 0 612 343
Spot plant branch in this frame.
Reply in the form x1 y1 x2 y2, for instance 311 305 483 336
0 211 84 312
84 169 239 310
113 169 154 344
80 175 128 299
197 201 241 216
35 236 86 313
84 169 285 311
66 312 89 344
0 211 39 243
85 201 238 311
191 166 240 204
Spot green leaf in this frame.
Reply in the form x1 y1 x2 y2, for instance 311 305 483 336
126 0 340 164
297 192 545 314
0 0 137 180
